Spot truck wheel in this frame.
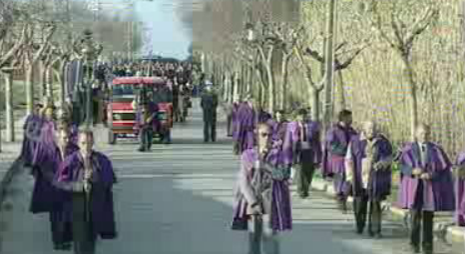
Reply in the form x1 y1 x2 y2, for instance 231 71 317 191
109 131 117 145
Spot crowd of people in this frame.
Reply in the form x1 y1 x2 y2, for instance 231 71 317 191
228 98 464 254
20 103 117 254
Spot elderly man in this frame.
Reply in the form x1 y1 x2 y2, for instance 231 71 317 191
397 124 455 254
232 123 292 254
345 121 393 237
291 108 322 199
134 97 158 152
200 85 218 142
322 109 357 211
55 130 117 254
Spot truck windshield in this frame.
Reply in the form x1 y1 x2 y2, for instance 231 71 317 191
153 87 172 104
112 84 136 96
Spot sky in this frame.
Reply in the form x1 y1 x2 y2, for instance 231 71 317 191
97 0 192 60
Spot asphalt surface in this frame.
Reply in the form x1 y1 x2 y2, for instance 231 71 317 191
1 99 464 254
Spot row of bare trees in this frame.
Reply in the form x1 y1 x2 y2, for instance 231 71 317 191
0 0 144 147
188 0 465 156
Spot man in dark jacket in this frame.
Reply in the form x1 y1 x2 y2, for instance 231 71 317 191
200 86 218 142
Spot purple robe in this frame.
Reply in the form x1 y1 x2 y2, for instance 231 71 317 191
268 120 292 167
455 152 465 226
322 123 357 177
57 151 117 239
21 114 44 164
396 142 455 212
234 103 256 153
289 120 322 166
30 142 79 214
69 123 79 146
233 149 292 231
346 134 392 199
232 148 292 232
322 124 357 196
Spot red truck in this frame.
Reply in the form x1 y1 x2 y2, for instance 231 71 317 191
107 77 173 144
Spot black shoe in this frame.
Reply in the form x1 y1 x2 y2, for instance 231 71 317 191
356 228 364 234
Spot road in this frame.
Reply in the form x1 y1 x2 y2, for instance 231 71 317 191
0 99 463 254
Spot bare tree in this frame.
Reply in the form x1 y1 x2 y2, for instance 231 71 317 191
366 0 439 138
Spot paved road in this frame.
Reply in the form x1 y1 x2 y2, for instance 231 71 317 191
1 100 463 254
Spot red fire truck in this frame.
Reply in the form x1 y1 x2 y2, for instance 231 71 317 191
107 77 173 144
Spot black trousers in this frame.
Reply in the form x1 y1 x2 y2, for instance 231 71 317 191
295 161 315 197
410 209 434 253
353 193 382 234
138 127 153 151
72 194 96 254
204 121 216 142
50 210 72 247
226 115 232 136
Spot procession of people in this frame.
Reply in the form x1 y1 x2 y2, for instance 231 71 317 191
21 102 117 254
228 96 464 254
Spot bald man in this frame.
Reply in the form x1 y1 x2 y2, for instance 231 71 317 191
345 121 393 238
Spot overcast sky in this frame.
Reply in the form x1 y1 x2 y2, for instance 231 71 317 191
99 0 192 59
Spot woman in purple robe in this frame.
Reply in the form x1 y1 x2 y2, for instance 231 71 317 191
31 128 79 250
322 109 357 211
231 123 292 254
396 124 454 254
454 151 465 226
345 121 392 237
55 130 117 253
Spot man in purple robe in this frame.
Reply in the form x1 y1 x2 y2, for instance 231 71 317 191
134 98 158 152
292 109 322 199
233 99 256 155
345 121 392 237
397 124 455 254
55 130 117 254
454 151 465 226
231 123 292 254
32 128 79 250
21 104 44 166
322 109 357 211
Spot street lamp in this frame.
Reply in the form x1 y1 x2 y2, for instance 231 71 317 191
81 29 102 129
245 22 255 42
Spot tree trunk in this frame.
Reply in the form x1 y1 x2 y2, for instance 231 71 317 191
266 65 275 114
281 56 291 111
323 0 337 131
403 56 419 139
4 70 14 142
25 64 35 115
45 65 53 99
337 70 346 111
60 60 68 110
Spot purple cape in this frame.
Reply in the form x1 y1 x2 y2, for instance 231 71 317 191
57 151 117 239
232 148 292 232
347 134 392 199
234 103 256 153
455 152 465 225
30 143 79 214
396 142 455 211
21 114 43 164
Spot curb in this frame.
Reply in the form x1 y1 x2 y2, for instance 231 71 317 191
0 157 23 211
310 177 464 243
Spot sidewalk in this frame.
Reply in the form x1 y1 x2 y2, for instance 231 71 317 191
0 116 27 213
309 176 464 243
